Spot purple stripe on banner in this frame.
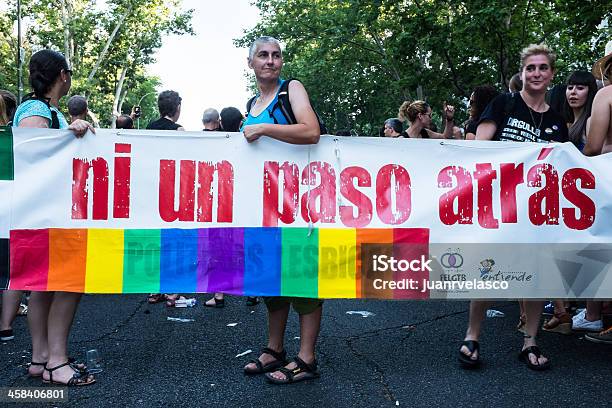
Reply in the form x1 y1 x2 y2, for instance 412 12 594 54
160 229 198 293
196 229 211 292
243 228 281 296
197 228 245 294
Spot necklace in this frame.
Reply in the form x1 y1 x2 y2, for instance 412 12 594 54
527 105 544 132
255 83 281 109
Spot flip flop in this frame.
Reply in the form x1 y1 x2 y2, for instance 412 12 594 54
458 340 480 368
518 346 551 371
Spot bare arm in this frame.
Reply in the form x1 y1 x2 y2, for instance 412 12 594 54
584 87 612 156
475 120 497 140
18 116 50 128
243 80 320 145
19 115 94 137
425 103 456 139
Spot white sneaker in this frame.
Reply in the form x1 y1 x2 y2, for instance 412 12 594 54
572 309 603 332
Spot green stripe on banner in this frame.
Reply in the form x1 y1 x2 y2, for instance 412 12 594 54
0 126 14 181
281 228 319 297
123 229 161 293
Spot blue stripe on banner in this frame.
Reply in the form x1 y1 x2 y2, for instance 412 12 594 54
243 227 281 296
160 229 198 293
0 238 8 290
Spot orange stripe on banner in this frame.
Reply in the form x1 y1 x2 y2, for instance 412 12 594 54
356 229 394 299
48 229 87 292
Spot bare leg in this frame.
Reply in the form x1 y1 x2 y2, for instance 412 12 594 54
43 292 91 383
27 292 53 375
522 300 548 366
585 301 602 321
297 305 322 364
553 300 566 314
244 304 289 371
1 290 23 331
268 305 322 381
460 300 492 361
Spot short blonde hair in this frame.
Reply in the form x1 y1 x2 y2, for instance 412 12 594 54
398 100 430 123
520 43 556 71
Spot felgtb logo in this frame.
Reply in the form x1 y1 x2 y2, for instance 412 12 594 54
440 251 463 268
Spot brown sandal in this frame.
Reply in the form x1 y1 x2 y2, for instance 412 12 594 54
542 312 572 335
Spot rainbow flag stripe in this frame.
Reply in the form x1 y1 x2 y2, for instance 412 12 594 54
8 227 429 298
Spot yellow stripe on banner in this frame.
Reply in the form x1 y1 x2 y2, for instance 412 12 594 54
318 229 356 298
85 229 124 293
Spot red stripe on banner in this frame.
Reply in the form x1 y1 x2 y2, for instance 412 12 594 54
393 228 430 299
9 229 49 291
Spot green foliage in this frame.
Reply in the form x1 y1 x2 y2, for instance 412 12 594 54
237 0 612 135
0 0 193 127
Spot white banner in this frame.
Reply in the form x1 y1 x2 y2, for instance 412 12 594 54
3 128 612 298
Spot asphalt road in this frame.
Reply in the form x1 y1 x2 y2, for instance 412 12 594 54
1 295 610 407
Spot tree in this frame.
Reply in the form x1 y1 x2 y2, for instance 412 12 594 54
0 0 193 127
237 0 612 135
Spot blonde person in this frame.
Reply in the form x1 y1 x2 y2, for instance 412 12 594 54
14 49 95 386
398 100 456 139
460 44 568 371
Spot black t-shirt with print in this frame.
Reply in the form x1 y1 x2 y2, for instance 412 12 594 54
478 92 568 143
146 117 182 130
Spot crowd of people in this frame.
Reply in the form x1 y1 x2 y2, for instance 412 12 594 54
0 35 611 386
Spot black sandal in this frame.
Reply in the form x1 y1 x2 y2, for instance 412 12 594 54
458 340 480 368
205 297 225 308
43 361 96 386
29 357 86 378
244 347 287 375
245 297 259 306
265 356 320 384
518 346 551 371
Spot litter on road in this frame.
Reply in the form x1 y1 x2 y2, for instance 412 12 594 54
235 349 252 358
346 311 376 318
167 317 195 323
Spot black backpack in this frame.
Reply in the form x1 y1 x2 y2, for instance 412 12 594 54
21 93 60 129
246 79 328 134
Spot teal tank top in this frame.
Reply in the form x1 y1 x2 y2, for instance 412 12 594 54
241 80 289 130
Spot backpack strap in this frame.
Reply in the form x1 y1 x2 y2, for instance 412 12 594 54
246 96 257 115
275 79 297 124
22 93 60 129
